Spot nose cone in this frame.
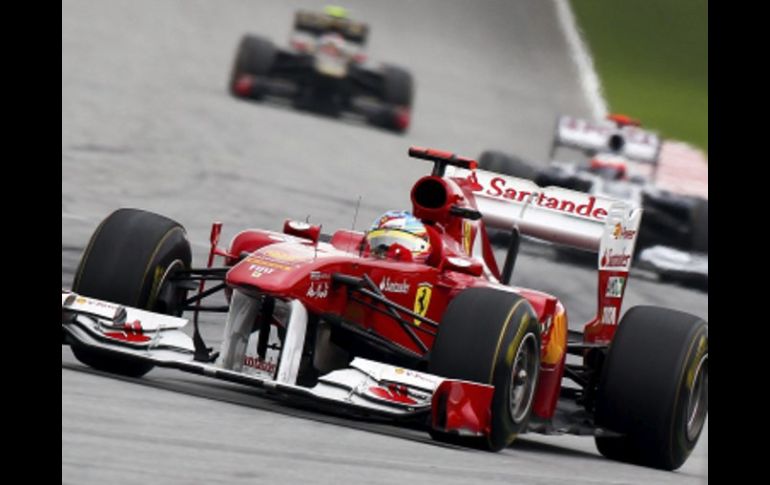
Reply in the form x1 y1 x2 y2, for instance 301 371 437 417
226 242 348 294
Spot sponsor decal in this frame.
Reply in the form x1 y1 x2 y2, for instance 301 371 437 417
462 220 473 255
306 281 329 299
605 276 625 298
601 249 632 269
76 297 116 310
310 271 331 281
601 306 617 325
413 283 432 326
245 257 291 271
249 264 274 278
263 249 305 262
243 355 277 374
467 173 608 221
379 277 410 294
612 223 636 240
403 370 437 388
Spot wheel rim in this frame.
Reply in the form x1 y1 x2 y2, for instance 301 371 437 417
509 333 539 424
685 354 708 441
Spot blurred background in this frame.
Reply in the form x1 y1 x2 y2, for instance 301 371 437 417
572 0 708 151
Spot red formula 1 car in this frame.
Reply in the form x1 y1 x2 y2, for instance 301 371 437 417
61 147 707 470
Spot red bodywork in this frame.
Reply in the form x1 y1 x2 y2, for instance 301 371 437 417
201 148 619 424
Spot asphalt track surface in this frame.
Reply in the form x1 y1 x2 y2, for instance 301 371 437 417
62 0 708 483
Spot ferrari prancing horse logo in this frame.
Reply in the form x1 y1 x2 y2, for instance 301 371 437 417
413 283 432 326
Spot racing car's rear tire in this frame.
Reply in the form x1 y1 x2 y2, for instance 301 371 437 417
428 288 540 451
478 151 538 180
372 65 414 132
71 209 192 378
382 65 413 107
229 34 276 98
594 306 708 470
690 198 708 252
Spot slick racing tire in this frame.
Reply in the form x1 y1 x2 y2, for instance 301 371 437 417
382 65 413 107
594 306 708 470
229 34 276 98
478 151 538 180
428 288 540 451
71 209 192 378
372 65 414 132
690 198 708 253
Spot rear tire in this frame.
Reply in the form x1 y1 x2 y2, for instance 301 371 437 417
229 34 276 98
690 198 708 252
428 287 540 451
71 209 192 378
382 65 413 107
478 151 537 180
372 65 414 132
594 306 708 470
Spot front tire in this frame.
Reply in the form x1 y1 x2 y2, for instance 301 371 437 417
594 306 708 470
71 209 192 377
428 287 541 451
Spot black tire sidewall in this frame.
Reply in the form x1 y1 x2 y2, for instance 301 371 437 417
230 34 276 95
595 306 708 470
73 209 191 312
381 65 413 107
690 198 708 252
429 287 541 451
488 303 540 449
70 209 192 377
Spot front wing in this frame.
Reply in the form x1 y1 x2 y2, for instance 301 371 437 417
61 291 494 437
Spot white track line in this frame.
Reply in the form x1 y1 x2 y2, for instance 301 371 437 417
61 212 94 222
553 0 608 120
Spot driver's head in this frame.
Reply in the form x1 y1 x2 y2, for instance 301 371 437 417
366 210 431 262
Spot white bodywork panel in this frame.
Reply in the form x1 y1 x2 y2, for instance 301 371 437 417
449 167 639 253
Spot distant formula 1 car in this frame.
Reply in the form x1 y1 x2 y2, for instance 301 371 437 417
229 7 414 133
478 114 708 286
62 147 707 470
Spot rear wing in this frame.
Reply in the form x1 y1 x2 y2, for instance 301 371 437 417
450 167 642 254
551 114 662 165
293 10 369 44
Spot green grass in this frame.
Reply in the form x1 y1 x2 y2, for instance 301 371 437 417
569 0 708 151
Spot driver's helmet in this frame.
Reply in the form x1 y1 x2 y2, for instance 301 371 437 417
323 5 349 19
366 210 431 261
